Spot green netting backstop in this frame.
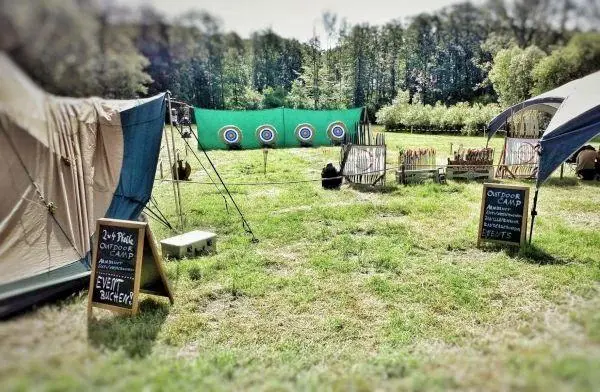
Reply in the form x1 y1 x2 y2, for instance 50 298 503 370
194 107 364 150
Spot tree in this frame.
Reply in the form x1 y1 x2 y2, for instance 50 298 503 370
485 0 570 49
262 86 287 108
222 33 251 109
489 45 546 106
532 33 600 95
0 0 151 98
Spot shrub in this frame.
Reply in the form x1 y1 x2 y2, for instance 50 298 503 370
375 99 501 135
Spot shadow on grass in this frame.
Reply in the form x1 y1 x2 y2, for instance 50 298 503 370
88 298 169 358
544 177 581 187
347 183 398 194
484 242 573 265
511 244 572 265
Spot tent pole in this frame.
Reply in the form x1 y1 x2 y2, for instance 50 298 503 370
166 92 184 230
163 94 178 229
560 163 564 179
528 189 539 244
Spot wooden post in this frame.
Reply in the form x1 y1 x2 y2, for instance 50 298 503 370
263 148 268 176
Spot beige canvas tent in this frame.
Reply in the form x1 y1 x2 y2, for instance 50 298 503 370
0 52 166 317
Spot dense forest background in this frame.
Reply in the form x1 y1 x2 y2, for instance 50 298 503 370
1 0 599 125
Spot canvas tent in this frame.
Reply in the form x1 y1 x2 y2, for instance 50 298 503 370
0 52 166 317
487 71 600 240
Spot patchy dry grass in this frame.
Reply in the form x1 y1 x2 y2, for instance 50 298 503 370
0 129 599 391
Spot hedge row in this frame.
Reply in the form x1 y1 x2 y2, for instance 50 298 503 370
375 101 502 135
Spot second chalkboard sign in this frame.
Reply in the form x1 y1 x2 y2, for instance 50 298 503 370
88 218 173 317
478 183 530 246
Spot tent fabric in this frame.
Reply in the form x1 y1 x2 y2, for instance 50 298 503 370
534 71 600 185
486 71 600 186
105 95 166 220
487 72 600 141
537 90 600 184
487 98 562 140
194 107 363 150
0 52 165 308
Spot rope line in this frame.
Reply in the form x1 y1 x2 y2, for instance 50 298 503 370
150 195 173 228
154 161 552 187
193 130 258 242
144 196 173 230
173 123 230 213
155 166 394 186
0 126 83 259
144 206 172 230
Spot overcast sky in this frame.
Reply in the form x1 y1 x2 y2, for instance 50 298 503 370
122 0 481 42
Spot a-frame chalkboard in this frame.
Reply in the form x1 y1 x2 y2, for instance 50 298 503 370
88 218 173 317
478 183 530 247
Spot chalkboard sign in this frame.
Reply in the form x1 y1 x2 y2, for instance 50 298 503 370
478 183 530 246
88 218 173 316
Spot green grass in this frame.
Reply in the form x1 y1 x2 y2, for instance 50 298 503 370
1 128 599 391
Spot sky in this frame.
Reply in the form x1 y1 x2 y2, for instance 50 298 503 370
123 0 478 42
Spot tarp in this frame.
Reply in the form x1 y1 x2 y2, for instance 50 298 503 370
486 75 590 140
0 52 166 314
194 107 363 150
536 72 600 185
487 71 600 185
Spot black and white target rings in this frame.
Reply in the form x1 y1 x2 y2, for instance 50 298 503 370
255 124 278 147
295 123 315 145
219 125 243 148
327 121 347 142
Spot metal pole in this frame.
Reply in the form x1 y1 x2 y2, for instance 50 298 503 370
560 163 564 179
528 189 539 244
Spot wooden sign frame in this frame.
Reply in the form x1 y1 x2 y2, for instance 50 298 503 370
88 218 173 317
139 223 174 303
477 183 530 247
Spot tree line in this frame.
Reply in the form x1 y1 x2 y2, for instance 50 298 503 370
1 0 599 122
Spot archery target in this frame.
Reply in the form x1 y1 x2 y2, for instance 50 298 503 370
295 123 315 144
255 124 278 146
327 121 347 142
219 125 243 146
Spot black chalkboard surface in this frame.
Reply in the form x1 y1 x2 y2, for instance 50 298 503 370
478 183 530 246
88 219 145 315
88 218 174 317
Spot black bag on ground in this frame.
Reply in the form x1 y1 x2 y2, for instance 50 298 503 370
321 163 342 189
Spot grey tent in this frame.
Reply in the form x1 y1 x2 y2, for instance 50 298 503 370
487 71 600 240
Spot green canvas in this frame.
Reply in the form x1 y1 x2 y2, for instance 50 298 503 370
194 107 363 150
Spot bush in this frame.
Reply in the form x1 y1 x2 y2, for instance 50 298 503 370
375 99 501 135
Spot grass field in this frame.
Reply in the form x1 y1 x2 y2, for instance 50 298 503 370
1 128 599 391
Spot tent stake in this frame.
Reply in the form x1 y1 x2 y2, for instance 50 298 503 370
528 189 539 244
